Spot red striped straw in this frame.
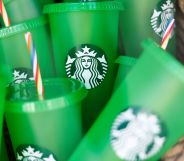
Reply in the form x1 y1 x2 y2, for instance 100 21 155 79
0 0 10 27
25 32 44 99
161 18 175 50
0 0 44 99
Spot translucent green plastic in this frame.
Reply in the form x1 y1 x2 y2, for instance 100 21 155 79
5 78 87 161
69 39 184 161
0 65 11 153
3 0 42 25
113 56 137 90
0 16 56 85
44 1 123 131
119 0 176 57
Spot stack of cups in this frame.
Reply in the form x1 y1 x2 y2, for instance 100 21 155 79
69 39 184 161
5 78 87 161
44 1 123 131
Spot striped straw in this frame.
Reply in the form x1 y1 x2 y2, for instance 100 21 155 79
0 0 10 27
25 32 44 99
161 18 175 50
0 0 44 99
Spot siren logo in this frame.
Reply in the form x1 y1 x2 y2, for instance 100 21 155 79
151 0 175 38
65 44 108 89
16 145 57 161
12 68 34 84
110 108 166 161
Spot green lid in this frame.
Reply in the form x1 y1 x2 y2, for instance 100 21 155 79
43 1 123 13
142 39 184 82
5 78 88 113
116 56 137 66
0 16 47 39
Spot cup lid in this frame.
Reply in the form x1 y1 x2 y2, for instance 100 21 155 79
141 39 184 82
5 78 88 113
0 16 47 39
43 1 123 13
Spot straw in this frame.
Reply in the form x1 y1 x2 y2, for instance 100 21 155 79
25 32 44 99
0 0 44 99
0 0 10 27
160 18 175 50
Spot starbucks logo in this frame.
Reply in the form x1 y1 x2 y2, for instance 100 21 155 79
151 0 175 38
65 44 108 89
16 145 57 161
12 68 34 84
111 108 166 161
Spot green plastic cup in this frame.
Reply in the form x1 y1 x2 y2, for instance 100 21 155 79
3 0 42 25
0 16 56 85
5 78 87 161
44 1 123 131
119 0 175 57
69 39 184 161
113 56 137 90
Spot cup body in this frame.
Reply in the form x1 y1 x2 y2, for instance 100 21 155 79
0 16 56 85
119 0 176 57
5 78 87 161
44 1 123 131
0 65 11 148
69 39 184 161
113 56 137 90
3 0 42 25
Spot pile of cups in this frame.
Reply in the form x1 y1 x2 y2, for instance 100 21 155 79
0 0 183 160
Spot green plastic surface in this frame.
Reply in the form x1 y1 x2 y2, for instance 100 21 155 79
119 0 176 57
44 1 123 131
5 78 87 161
69 39 184 161
0 16 56 85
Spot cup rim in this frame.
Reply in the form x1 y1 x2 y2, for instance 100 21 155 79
141 39 184 81
0 16 47 39
116 56 137 66
43 1 123 13
5 78 88 113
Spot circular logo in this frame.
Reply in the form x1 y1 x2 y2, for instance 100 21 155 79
150 0 175 38
12 68 34 84
65 44 108 89
16 145 57 161
111 108 166 161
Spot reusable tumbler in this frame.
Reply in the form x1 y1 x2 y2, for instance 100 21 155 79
44 1 123 131
119 0 175 57
3 0 42 25
113 56 137 90
0 16 55 85
69 39 184 161
5 78 87 161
